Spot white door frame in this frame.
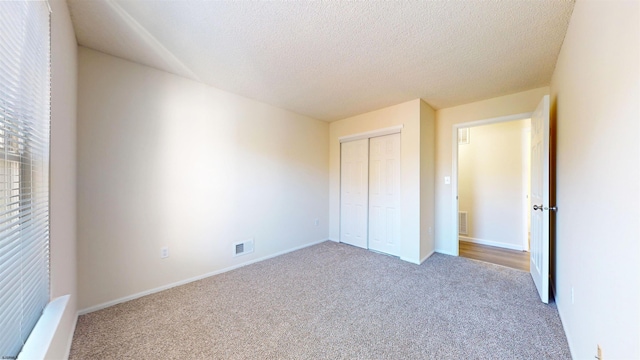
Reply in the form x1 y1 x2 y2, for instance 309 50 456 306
451 112 532 256
522 126 532 251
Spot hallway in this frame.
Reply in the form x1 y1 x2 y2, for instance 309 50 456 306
459 241 529 271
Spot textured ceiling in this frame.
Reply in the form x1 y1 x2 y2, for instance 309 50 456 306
67 0 574 121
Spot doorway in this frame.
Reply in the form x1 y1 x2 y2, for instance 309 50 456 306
451 113 533 270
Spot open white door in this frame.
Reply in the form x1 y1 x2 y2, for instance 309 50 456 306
340 139 369 248
530 95 551 303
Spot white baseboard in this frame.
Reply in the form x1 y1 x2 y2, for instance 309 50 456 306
79 238 330 315
435 249 457 256
420 250 435 264
400 255 421 265
555 296 576 359
459 236 525 251
63 311 78 360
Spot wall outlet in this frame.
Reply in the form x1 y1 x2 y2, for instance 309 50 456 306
428 226 432 235
314 218 319 226
160 246 169 259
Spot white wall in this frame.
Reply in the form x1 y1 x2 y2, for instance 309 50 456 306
550 0 639 358
47 0 78 358
77 48 329 311
434 87 548 255
458 120 529 250
420 100 436 261
329 99 428 263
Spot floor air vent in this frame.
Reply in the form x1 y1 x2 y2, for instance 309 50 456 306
233 238 254 257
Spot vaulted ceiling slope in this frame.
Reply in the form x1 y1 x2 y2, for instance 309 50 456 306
67 0 574 121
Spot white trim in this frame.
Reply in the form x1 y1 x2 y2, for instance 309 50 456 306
451 112 533 257
435 249 457 256
338 125 403 143
420 250 435 264
522 126 531 252
451 126 460 256
400 256 421 265
78 239 329 315
18 295 69 360
459 236 526 251
557 303 576 359
454 112 532 129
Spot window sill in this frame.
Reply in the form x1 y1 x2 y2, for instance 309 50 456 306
17 295 70 360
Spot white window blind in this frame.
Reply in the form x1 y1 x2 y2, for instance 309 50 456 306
0 1 51 358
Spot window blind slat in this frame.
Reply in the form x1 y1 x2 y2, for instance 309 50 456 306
0 2 50 358
0 228 49 257
0 244 21 271
0 263 21 292
0 208 49 232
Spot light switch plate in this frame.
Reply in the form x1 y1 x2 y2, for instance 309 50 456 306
445 176 451 185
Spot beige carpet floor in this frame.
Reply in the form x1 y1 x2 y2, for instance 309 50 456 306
70 241 571 359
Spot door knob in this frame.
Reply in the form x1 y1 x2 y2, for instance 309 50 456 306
533 205 558 211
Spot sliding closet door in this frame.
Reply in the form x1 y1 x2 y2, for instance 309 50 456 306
340 139 369 248
368 134 401 256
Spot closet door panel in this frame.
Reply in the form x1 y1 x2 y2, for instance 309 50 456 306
368 134 401 256
340 139 369 248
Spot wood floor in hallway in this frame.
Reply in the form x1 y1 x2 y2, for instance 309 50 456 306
459 241 530 271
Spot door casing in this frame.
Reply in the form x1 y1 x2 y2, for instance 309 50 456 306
450 112 533 256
